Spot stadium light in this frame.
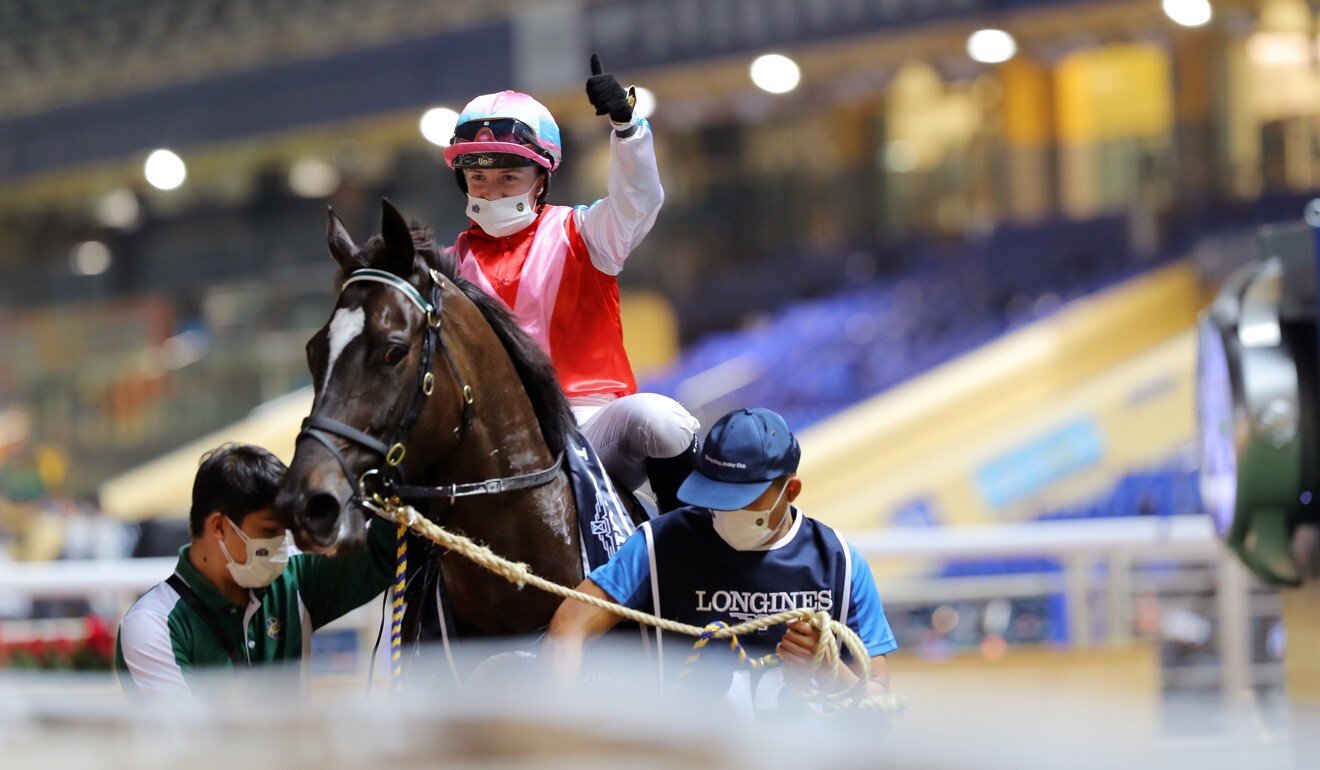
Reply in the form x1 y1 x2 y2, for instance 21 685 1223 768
1163 0 1213 28
632 86 657 120
750 53 801 94
966 29 1018 64
144 149 186 190
884 141 919 173
94 187 141 230
420 107 460 147
70 241 112 276
288 157 341 198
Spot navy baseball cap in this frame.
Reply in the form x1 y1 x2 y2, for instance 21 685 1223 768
678 408 801 511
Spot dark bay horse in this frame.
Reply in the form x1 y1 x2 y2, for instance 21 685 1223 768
274 200 587 646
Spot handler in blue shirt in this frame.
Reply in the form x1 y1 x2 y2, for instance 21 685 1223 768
547 407 897 706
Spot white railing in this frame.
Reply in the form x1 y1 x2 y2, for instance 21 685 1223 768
852 516 1237 647
0 557 175 598
846 515 1220 560
0 517 1239 628
0 516 1257 713
848 515 1262 731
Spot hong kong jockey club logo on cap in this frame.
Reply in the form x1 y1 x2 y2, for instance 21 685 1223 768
704 455 747 470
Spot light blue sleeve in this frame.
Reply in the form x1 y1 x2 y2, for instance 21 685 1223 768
587 528 652 610
847 543 899 657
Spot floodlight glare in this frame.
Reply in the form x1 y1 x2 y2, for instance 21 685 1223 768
1163 0 1213 28
967 29 1018 64
750 53 801 94
420 107 460 147
632 86 657 120
144 149 187 190
70 241 112 276
884 141 919 173
289 157 341 198
94 188 141 230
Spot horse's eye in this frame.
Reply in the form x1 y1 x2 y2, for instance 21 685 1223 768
383 345 407 366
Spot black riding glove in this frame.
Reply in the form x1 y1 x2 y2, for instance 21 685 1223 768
586 53 635 125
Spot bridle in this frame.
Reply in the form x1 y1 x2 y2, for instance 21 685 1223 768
297 266 563 509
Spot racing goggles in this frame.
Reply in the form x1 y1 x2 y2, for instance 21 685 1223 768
450 119 553 164
453 118 541 146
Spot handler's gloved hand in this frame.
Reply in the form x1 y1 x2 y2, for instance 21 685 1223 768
586 53 635 125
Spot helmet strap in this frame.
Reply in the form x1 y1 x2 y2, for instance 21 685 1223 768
535 169 551 209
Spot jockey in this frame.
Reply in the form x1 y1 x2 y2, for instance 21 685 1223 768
444 56 698 511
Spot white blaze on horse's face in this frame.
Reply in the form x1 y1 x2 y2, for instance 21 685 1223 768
325 306 366 390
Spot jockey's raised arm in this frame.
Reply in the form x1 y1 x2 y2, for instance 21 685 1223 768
443 55 698 514
575 113 664 276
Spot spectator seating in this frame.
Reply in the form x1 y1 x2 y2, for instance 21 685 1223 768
644 215 1145 429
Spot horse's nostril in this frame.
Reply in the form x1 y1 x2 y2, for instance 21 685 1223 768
306 492 342 529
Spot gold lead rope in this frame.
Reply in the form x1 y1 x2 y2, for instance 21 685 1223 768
390 524 407 693
366 496 903 715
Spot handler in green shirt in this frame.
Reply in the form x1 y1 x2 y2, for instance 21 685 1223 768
115 443 394 700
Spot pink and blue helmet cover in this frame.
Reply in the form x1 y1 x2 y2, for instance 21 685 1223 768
444 90 563 171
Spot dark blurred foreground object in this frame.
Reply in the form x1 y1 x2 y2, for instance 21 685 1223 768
1197 201 1320 586
130 518 191 558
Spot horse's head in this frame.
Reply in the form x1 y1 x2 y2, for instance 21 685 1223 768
275 200 466 551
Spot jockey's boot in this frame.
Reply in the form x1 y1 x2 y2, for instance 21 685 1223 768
644 438 698 514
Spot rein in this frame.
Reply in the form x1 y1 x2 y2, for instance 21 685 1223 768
382 452 565 502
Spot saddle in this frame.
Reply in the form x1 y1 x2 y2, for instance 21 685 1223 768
564 429 651 570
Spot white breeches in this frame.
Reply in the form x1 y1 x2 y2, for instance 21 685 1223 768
572 393 700 492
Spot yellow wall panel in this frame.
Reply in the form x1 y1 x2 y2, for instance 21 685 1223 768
621 290 680 378
1056 44 1174 144
1001 57 1054 148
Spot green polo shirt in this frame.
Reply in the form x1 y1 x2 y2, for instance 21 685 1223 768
114 516 396 699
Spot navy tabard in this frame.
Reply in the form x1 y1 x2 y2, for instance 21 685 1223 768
640 506 852 656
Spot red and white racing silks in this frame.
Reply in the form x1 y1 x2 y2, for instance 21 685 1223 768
453 119 664 404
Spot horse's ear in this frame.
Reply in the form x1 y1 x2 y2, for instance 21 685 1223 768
378 198 416 278
327 207 361 270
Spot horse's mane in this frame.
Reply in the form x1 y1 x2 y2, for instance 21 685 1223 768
405 224 575 459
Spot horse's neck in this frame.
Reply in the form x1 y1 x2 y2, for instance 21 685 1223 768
431 334 555 486
415 307 584 626
446 400 555 483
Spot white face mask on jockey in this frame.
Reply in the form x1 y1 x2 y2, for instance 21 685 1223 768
219 519 291 589
467 188 539 237
711 483 790 551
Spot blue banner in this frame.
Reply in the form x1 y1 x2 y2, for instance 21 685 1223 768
975 419 1105 509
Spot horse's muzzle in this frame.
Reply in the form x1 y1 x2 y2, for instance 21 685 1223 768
275 450 359 552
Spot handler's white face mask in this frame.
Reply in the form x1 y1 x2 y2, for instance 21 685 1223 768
711 484 790 551
219 519 290 589
467 189 539 237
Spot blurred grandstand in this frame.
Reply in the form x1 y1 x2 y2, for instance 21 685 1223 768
2 0 1318 753
5 0 1318 493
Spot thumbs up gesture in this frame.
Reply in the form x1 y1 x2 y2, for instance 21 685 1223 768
585 53 636 124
